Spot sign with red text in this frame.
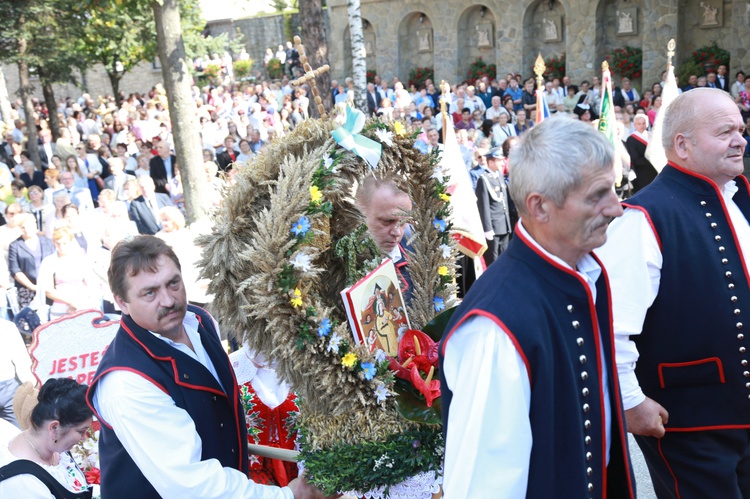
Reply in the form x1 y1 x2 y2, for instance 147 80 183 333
29 310 119 386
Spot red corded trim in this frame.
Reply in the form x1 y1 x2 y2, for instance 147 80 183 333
121 320 227 397
193 310 246 470
592 253 636 499
664 162 750 308
621 203 663 252
657 357 725 389
665 424 750 432
441 308 532 385
658 438 682 499
629 134 648 147
86 366 170 430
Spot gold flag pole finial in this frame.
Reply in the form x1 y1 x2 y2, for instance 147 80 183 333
290 35 331 120
667 39 676 71
602 60 610 73
533 53 546 91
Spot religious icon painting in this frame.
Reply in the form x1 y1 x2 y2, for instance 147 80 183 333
341 258 411 356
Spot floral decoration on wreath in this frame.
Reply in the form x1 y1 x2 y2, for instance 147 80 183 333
198 105 459 495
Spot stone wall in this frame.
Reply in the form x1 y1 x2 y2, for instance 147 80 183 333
4 0 748 106
327 0 750 92
206 13 302 75
1 60 165 104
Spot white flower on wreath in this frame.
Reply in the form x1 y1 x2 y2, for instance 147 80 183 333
374 128 394 147
431 166 445 183
327 332 343 354
374 349 387 363
290 252 312 272
324 155 339 174
374 383 391 404
439 244 451 259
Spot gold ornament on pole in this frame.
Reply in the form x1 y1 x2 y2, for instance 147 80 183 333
290 35 331 120
534 52 546 91
667 38 676 72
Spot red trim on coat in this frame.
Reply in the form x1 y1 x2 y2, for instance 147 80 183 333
86 366 170 430
120 320 227 397
620 203 663 252
193 310 246 471
666 424 750 432
657 357 725 389
592 253 636 499
441 309 532 385
657 438 682 499
629 133 648 147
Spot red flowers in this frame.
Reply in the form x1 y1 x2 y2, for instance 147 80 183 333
84 467 101 485
389 329 441 407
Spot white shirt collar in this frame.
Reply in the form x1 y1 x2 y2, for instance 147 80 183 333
517 220 602 293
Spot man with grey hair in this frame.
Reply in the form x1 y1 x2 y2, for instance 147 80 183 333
597 87 749 497
439 117 634 498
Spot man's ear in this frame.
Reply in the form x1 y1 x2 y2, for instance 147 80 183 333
113 294 130 315
525 193 550 223
673 133 691 162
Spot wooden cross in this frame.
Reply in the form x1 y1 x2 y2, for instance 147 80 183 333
290 35 331 120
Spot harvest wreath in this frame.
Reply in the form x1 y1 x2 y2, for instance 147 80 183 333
198 108 458 495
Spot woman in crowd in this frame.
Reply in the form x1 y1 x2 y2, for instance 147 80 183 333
46 191 71 240
64 155 87 189
647 95 662 126
43 169 64 206
8 213 55 309
501 95 516 124
133 154 150 179
514 109 533 135
27 185 54 236
36 227 100 320
0 377 93 498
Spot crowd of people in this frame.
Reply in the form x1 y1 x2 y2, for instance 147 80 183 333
0 37 747 497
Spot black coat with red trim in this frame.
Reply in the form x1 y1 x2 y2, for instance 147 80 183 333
439 232 635 499
624 163 750 430
85 305 248 498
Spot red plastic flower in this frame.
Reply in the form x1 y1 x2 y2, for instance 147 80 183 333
388 329 441 406
85 467 101 485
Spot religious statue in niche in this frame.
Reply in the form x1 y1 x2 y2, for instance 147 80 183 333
542 16 561 42
417 28 432 53
364 35 375 57
476 23 494 48
616 8 637 35
700 1 720 26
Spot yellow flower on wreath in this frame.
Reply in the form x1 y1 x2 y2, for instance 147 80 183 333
437 266 449 276
393 121 406 137
439 193 450 202
309 185 323 204
290 288 303 308
341 352 358 367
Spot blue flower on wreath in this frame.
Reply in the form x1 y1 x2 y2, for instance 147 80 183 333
433 218 447 232
318 317 332 337
291 216 311 237
361 362 377 381
434 296 445 312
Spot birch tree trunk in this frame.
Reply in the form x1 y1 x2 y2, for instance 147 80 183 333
0 68 13 128
152 0 208 224
347 0 367 114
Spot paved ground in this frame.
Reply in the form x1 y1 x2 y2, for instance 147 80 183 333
629 434 657 498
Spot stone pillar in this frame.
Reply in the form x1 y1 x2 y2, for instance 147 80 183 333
495 1 523 77
565 0 599 82
641 0 679 87
729 0 750 74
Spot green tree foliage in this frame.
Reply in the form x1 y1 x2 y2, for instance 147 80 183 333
66 0 157 106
